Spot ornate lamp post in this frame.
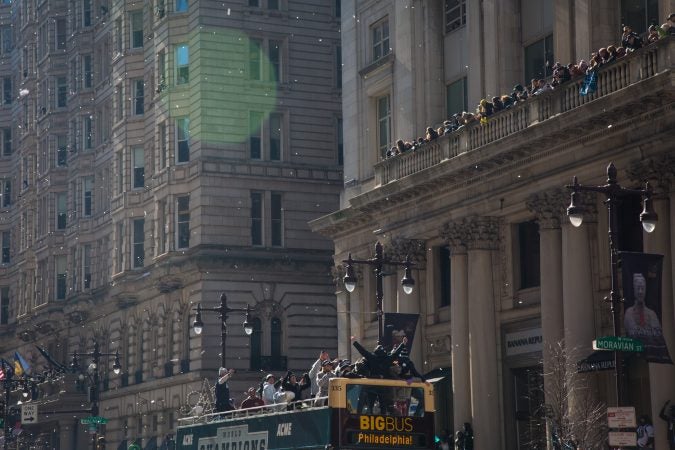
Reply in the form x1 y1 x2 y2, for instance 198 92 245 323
565 162 657 406
342 241 415 345
192 293 254 368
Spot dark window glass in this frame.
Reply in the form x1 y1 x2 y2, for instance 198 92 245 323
2 181 10 207
446 77 467 117
251 192 262 246
617 196 643 252
444 0 467 33
0 287 8 324
524 35 554 85
271 317 281 357
249 318 262 370
271 192 282 246
518 221 540 289
249 39 261 81
250 112 262 159
268 40 281 81
337 118 343 165
620 0 659 34
3 77 11 105
177 196 190 249
133 219 145 268
1 231 9 263
2 128 11 156
269 113 281 161
439 246 451 307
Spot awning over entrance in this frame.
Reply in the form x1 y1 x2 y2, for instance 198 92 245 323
577 351 615 373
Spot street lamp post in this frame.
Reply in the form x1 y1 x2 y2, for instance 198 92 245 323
565 162 657 406
192 293 254 369
0 363 48 450
70 341 122 450
342 241 415 345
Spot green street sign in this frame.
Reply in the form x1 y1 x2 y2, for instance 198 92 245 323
593 336 644 352
80 416 108 425
128 444 141 450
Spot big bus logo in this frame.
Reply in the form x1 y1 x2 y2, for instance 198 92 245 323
359 415 413 432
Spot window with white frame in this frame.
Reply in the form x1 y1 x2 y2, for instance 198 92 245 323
130 10 143 48
175 117 189 163
268 40 281 82
371 20 390 62
56 18 66 50
249 39 283 82
175 44 189 85
133 218 145 268
56 76 67 108
82 0 92 27
249 112 283 161
56 135 67 167
1 230 9 264
55 255 67 300
132 78 144 115
269 113 282 161
0 26 11 54
83 115 93 150
376 95 391 157
83 176 93 216
176 196 189 249
444 0 466 33
82 54 92 88
132 147 144 188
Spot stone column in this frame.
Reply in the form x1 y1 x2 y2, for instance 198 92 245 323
466 217 502 450
561 196 598 413
527 191 566 449
441 220 472 431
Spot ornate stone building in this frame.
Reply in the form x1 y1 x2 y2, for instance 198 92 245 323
310 1 675 449
0 1 342 448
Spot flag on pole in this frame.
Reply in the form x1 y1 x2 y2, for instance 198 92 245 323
14 351 31 376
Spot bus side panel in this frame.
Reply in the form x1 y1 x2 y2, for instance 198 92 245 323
176 408 332 450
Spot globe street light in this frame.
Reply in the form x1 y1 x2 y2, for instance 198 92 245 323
192 293 253 369
342 241 415 345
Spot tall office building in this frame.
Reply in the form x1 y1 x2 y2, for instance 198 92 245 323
311 1 675 449
0 0 342 448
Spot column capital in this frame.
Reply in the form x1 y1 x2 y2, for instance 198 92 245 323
464 216 500 250
439 220 469 254
526 189 567 229
626 155 675 194
386 238 427 267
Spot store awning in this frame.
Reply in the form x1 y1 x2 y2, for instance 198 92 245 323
577 351 615 373
145 436 158 450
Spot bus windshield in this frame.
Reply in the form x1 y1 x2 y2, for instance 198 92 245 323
346 384 425 417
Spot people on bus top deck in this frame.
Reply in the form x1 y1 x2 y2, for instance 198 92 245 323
308 350 330 396
215 367 235 412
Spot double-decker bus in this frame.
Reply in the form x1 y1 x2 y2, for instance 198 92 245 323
176 377 435 450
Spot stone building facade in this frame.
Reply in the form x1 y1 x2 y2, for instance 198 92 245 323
310 1 675 449
0 1 342 448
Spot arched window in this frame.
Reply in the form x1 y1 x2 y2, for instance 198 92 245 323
249 318 262 370
271 318 282 358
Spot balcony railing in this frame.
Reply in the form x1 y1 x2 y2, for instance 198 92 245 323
375 37 673 186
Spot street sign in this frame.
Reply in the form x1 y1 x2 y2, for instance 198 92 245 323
607 406 636 428
80 416 108 425
21 404 38 424
593 336 644 352
608 431 637 446
128 444 141 450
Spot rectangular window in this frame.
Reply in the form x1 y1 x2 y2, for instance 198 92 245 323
117 151 124 193
57 76 67 108
176 117 190 163
2 128 11 156
130 10 143 48
337 118 343 165
133 218 145 268
133 78 144 115
115 83 123 121
176 196 190 249
83 116 92 150
249 39 262 81
83 176 93 217
56 18 67 50
175 44 189 85
0 26 12 54
157 200 167 254
82 0 92 27
2 180 10 207
524 34 554 85
132 147 145 188
157 50 166 91
175 0 188 12
376 95 391 157
116 222 124 272
444 0 466 33
371 20 390 62
446 77 468 117
248 0 259 7
438 246 451 307
57 135 67 166
1 231 9 264
158 122 167 169
268 40 281 82
115 17 123 54
56 192 68 230
268 0 279 9
251 192 262 246
335 0 341 18
0 287 8 325
82 54 92 88
82 244 91 289
518 221 540 290
55 255 67 300
249 111 262 159
269 113 281 161
620 0 659 34
335 45 342 89
3 77 11 105
271 192 282 247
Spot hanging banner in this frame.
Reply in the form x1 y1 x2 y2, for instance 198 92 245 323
382 313 419 353
620 252 671 364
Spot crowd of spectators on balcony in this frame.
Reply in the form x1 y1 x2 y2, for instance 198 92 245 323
383 13 674 161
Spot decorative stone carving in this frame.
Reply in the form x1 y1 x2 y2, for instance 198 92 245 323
156 276 183 293
464 216 500 250
331 263 345 287
627 154 675 193
426 335 451 355
439 220 469 254
253 299 283 321
387 238 427 267
526 188 567 229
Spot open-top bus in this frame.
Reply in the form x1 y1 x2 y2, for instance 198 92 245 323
176 377 435 450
